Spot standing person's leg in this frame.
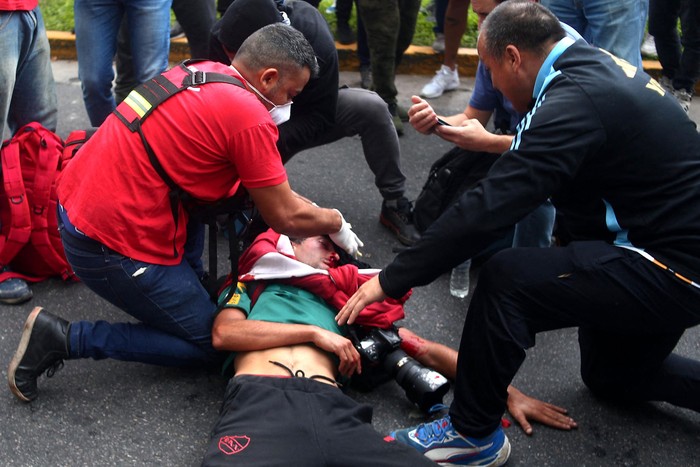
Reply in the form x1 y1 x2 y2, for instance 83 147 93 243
5 7 57 136
420 0 468 99
582 0 644 68
125 0 171 88
357 0 399 107
74 0 124 126
432 0 448 52
335 0 356 45
451 242 700 439
395 0 421 65
356 4 372 88
541 0 587 38
172 0 216 58
648 0 681 87
674 0 700 94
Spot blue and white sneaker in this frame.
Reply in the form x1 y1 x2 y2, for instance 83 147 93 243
389 415 511 466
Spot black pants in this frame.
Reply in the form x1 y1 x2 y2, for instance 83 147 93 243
450 241 700 438
202 375 437 466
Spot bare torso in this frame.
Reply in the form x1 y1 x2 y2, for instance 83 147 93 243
234 343 338 386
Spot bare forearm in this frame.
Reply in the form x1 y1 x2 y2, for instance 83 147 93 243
482 133 513 154
249 183 342 237
213 320 319 352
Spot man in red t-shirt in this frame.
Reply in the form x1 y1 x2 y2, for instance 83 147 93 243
8 24 363 403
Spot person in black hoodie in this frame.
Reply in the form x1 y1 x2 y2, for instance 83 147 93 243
209 0 421 247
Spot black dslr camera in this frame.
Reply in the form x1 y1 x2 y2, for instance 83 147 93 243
349 325 450 413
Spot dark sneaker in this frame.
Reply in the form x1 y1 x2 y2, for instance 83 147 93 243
0 271 32 305
336 22 356 45
8 307 70 402
389 415 511 466
380 197 420 246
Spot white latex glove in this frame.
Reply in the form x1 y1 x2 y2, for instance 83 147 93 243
329 209 364 257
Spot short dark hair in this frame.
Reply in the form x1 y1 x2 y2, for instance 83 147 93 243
236 23 319 79
481 1 565 60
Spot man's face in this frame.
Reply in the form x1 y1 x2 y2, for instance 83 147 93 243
477 33 534 113
292 236 340 270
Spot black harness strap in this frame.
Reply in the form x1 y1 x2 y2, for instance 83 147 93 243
113 60 251 296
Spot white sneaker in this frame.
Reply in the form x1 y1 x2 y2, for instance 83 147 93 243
641 33 657 59
420 65 459 99
432 33 445 53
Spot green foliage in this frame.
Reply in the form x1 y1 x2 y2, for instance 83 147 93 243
40 0 480 47
39 0 75 32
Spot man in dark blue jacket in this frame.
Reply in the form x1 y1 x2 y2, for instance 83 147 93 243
208 0 420 246
337 2 700 465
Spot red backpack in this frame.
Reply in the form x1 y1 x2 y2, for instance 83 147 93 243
0 122 76 283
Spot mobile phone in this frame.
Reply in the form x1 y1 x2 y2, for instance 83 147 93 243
436 118 452 126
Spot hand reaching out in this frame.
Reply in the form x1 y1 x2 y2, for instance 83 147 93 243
336 275 386 326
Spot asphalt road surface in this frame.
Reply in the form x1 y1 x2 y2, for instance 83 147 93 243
0 61 698 466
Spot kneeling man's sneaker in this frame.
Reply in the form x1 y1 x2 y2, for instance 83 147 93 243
389 415 511 466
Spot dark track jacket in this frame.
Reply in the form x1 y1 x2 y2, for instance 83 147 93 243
380 39 700 298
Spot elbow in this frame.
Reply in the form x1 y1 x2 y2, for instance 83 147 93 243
211 324 227 351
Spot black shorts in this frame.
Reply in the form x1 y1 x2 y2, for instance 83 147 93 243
202 375 436 466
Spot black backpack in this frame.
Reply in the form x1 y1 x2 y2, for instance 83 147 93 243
413 147 499 233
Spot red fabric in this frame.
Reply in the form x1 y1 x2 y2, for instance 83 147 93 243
57 61 287 265
238 229 409 328
0 1 38 10
0 123 75 282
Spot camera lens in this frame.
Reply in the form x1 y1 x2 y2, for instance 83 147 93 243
383 349 450 412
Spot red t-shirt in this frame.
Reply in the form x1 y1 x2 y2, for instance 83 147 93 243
57 62 287 265
0 1 37 10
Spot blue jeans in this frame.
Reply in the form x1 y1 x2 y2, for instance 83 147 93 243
542 0 645 69
73 0 171 126
513 200 556 248
60 228 220 367
0 7 57 139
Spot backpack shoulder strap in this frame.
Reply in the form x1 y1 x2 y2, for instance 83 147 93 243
0 137 32 269
24 126 68 279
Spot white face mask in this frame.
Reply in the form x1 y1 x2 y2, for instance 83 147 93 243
268 101 292 125
230 65 293 125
